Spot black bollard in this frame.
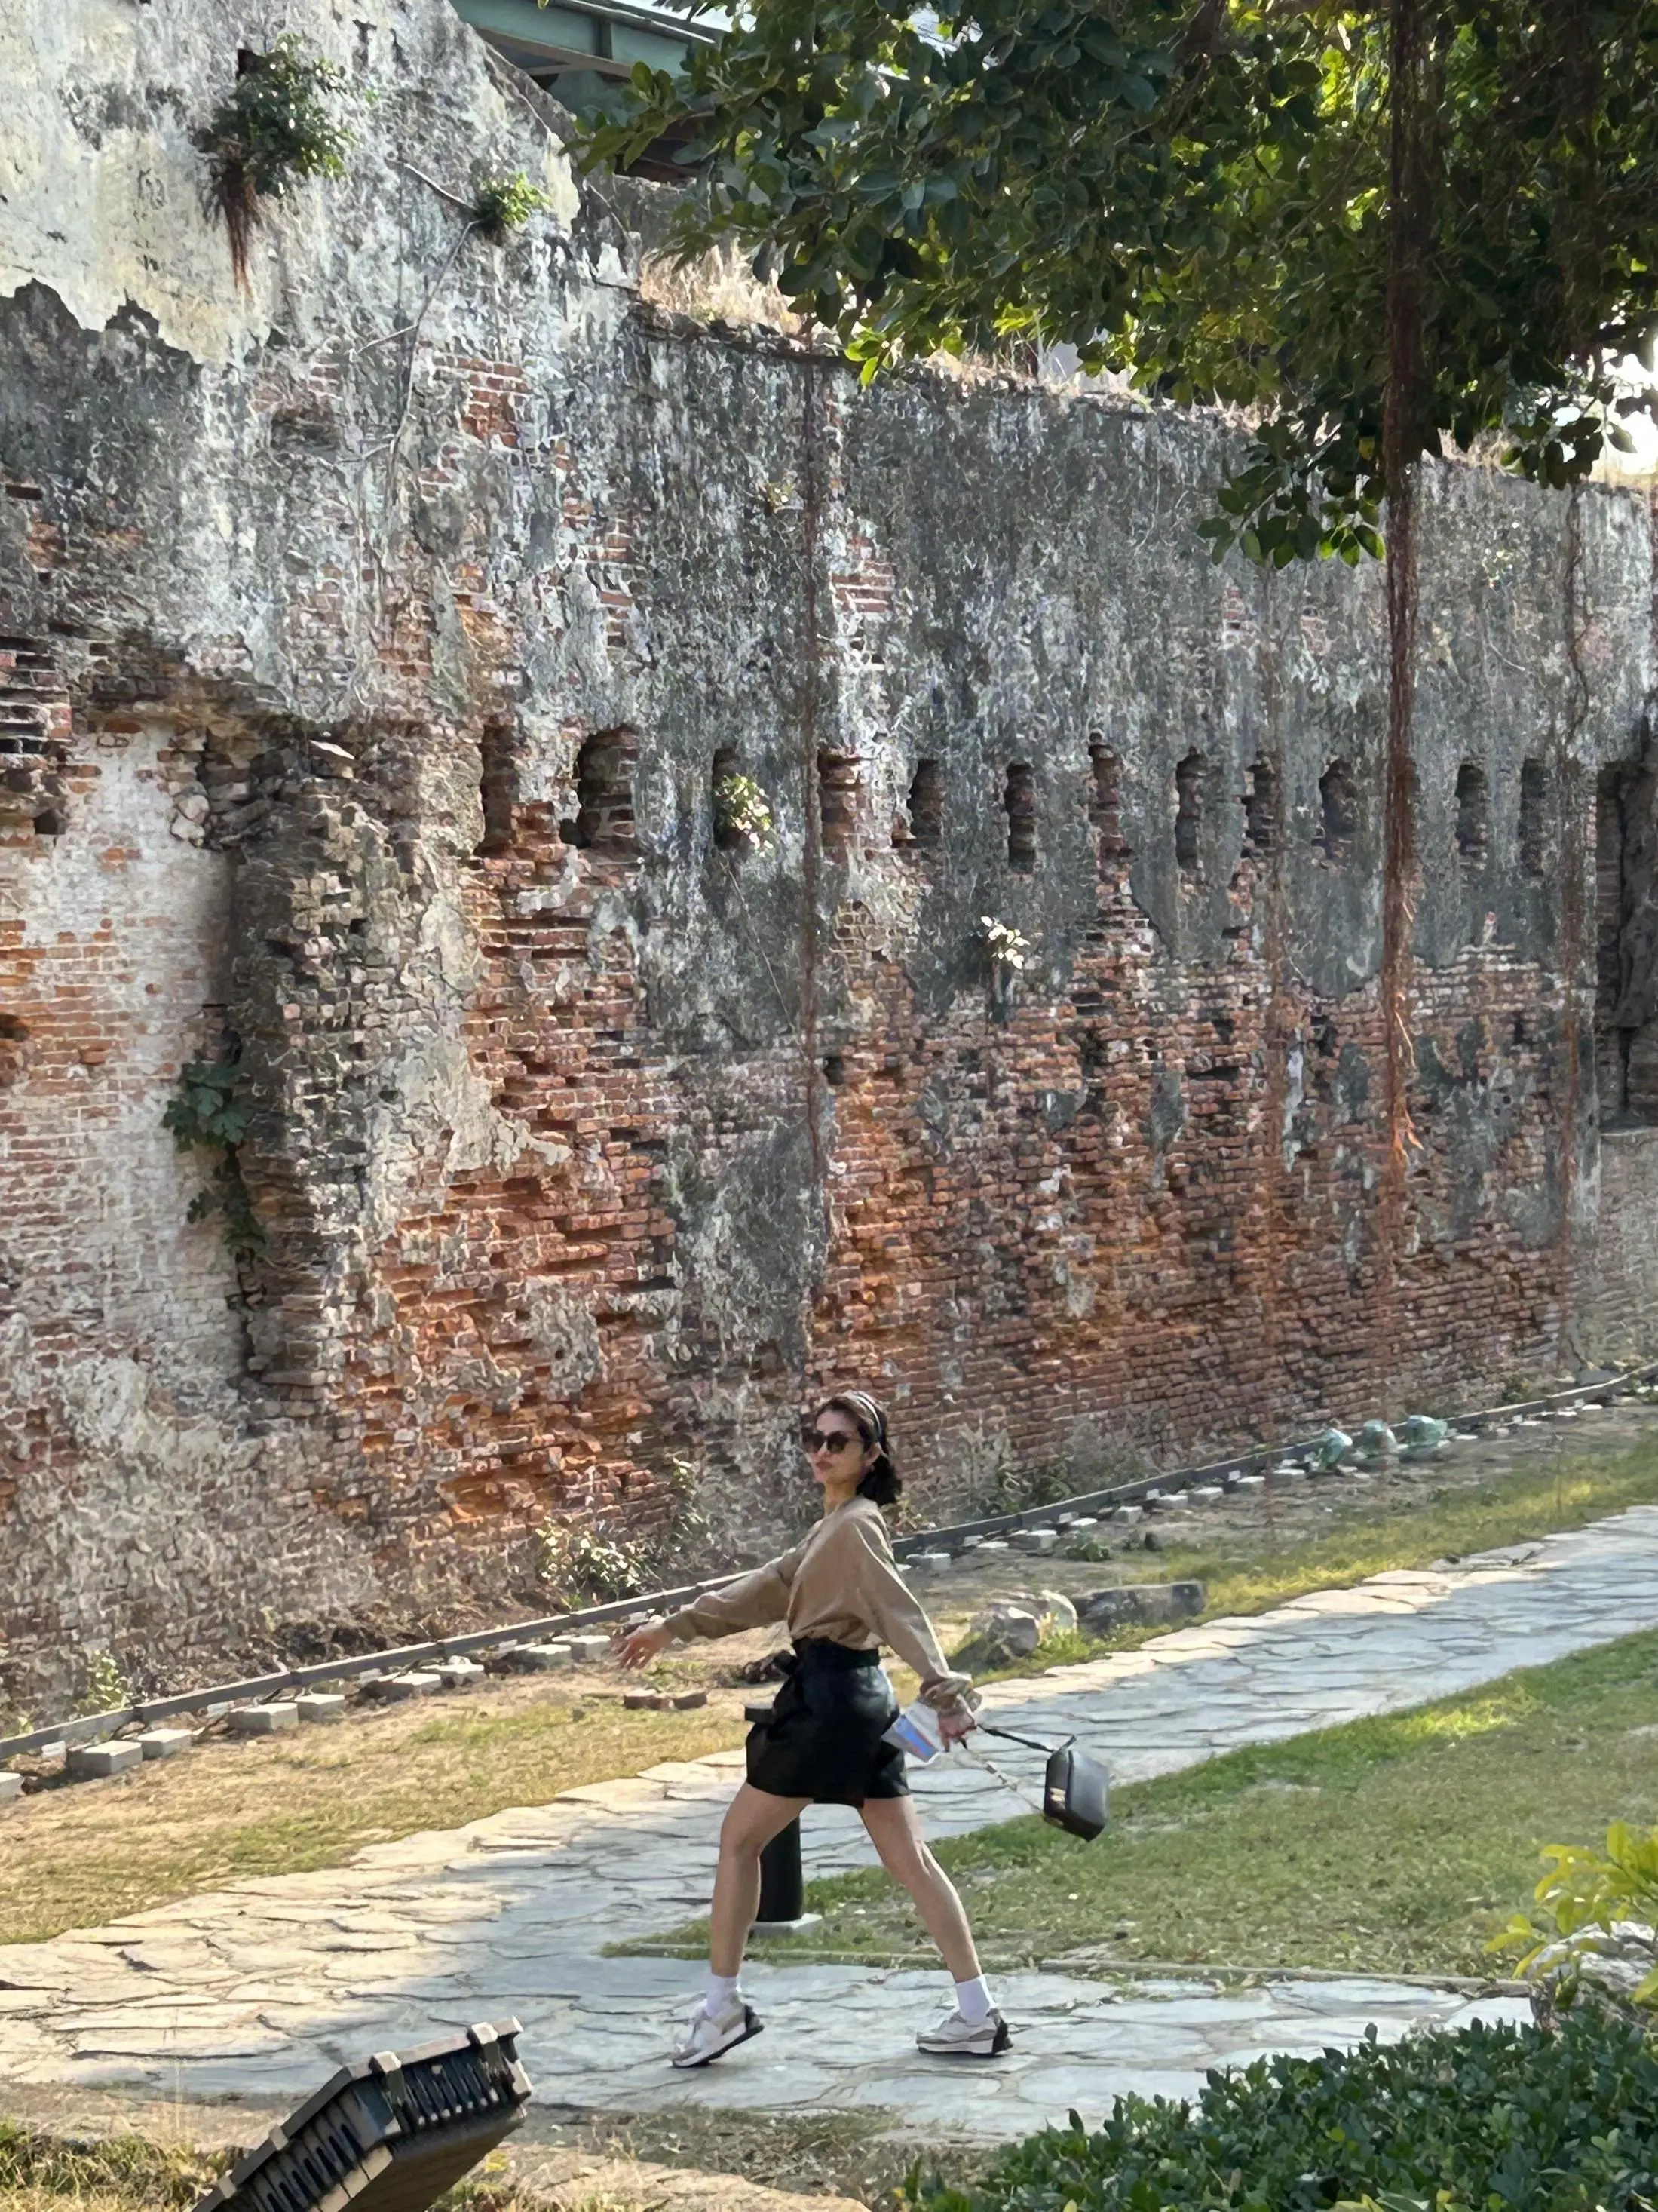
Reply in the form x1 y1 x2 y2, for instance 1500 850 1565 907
755 1818 807 1927
745 1699 821 1935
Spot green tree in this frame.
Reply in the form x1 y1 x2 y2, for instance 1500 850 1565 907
584 2 1658 569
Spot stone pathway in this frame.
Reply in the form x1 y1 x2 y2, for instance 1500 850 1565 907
5 1506 1658 2141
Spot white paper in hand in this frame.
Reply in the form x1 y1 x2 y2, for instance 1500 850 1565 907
882 1698 946 1764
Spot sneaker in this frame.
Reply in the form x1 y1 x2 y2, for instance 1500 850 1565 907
916 2005 1012 2058
670 1994 764 2069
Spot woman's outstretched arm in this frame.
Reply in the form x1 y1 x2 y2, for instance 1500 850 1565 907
614 1539 806 1667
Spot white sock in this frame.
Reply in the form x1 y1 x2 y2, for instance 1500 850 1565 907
704 1969 741 2014
955 1974 994 2024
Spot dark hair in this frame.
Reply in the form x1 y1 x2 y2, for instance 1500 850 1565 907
815 1390 900 1508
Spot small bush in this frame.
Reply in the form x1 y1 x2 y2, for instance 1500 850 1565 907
539 1459 719 1609
1495 1819 1658 2006
904 2007 1658 2212
77 1649 132 1717
538 1520 650 1607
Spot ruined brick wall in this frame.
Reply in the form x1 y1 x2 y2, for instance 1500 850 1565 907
1582 1129 1658 1365
3 0 1656 1711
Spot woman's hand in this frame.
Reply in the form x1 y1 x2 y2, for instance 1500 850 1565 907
614 1618 673 1670
938 1702 978 1748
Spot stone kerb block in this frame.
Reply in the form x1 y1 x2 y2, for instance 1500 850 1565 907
624 1689 669 1710
1111 1505 1144 1525
228 1704 299 1735
1077 1580 1206 1631
66 1741 143 1779
566 1635 611 1664
1190 1486 1224 1505
296 1693 347 1724
1010 1528 1058 1554
434 1659 486 1689
366 1672 441 1701
0 1772 23 1805
505 1643 573 1673
136 1729 195 1760
908 1551 952 1575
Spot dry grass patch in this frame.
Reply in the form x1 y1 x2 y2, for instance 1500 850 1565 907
0 2110 896 2212
0 1690 746 1945
0 2123 222 2210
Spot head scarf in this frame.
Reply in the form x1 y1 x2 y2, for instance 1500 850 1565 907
832 1389 888 1447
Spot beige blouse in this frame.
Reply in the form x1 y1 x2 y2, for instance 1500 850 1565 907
663 1497 973 1713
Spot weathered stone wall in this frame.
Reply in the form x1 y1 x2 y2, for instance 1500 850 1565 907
3 0 1656 1711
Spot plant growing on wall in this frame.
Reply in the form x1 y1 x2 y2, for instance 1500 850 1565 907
471 171 553 238
713 770 777 853
980 916 1031 974
76 1651 132 1720
162 1054 265 1259
204 35 355 287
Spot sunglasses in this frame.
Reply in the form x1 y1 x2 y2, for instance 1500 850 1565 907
804 1429 859 1455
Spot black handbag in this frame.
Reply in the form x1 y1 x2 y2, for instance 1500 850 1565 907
978 1724 1109 1839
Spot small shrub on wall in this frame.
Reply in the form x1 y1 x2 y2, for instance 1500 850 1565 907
204 35 354 286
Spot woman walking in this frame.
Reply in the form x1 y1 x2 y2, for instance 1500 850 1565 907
616 1390 1010 2066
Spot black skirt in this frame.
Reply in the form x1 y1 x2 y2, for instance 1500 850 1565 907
746 1638 909 1805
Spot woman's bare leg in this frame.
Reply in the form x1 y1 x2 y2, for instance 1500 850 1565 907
709 1784 810 1977
858 1795 981 1981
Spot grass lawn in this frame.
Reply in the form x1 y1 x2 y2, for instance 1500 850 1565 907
642 1627 1658 1981
7 1417 1658 1950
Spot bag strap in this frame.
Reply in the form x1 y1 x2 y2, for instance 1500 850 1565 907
959 1740 1050 1818
976 1723 1075 1756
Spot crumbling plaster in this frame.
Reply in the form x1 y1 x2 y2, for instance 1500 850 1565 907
2 0 1656 1710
